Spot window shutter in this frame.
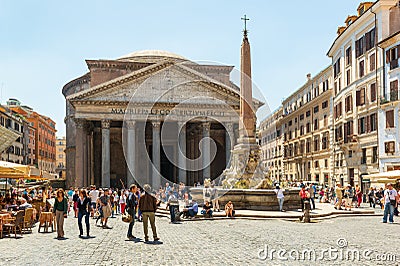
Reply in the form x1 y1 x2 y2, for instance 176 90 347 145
350 120 354 135
386 50 390 63
386 110 394 128
358 119 361 134
361 88 365 105
356 90 360 106
365 32 371 50
366 115 370 133
397 45 400 58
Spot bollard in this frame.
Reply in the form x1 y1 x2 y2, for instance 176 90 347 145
303 200 311 223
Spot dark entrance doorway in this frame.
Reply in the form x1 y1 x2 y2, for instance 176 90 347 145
161 145 177 184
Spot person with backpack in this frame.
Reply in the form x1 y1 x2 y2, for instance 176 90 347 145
382 183 399 224
126 184 138 240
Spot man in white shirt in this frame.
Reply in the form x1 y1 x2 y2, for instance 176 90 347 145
274 185 285 212
88 185 99 217
383 183 399 224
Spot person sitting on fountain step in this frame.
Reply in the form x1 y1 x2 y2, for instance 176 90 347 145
225 201 235 218
182 200 198 219
201 201 213 218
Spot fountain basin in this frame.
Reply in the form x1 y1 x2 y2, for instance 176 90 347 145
190 188 301 211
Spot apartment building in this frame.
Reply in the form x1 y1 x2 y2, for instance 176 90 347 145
259 107 283 182
377 2 400 172
281 67 334 185
327 1 397 190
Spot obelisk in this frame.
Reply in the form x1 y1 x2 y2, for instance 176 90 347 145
238 15 256 144
221 15 271 189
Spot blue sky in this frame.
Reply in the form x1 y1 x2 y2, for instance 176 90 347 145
0 0 364 136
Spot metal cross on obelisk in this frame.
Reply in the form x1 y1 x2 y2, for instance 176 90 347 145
241 15 249 35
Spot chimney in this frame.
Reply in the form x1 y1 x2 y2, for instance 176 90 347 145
306 73 311 81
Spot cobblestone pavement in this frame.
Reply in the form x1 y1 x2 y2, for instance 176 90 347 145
1 211 399 266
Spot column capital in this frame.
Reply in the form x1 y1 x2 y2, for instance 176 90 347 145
125 120 136 129
74 118 86 129
152 121 161 129
101 119 111 129
202 121 211 132
225 122 234 132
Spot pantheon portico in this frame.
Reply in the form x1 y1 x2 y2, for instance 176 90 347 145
62 50 254 189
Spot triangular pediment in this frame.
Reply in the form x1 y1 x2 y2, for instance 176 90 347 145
67 60 241 106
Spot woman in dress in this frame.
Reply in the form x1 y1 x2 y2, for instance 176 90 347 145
77 189 91 238
53 188 68 239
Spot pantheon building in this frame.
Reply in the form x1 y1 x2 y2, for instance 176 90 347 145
62 50 251 189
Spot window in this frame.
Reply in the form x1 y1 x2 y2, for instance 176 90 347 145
349 150 353 158
386 45 399 70
370 83 376 102
365 28 376 51
344 120 353 143
314 119 319 130
335 125 343 142
314 106 319 113
306 110 311 117
306 138 311 153
358 117 366 134
346 69 351 86
288 120 292 127
315 160 319 169
385 141 395 154
356 88 366 106
386 110 394 128
359 60 364 78
356 36 365 57
334 58 341 78
372 146 378 163
345 95 353 112
346 46 352 65
324 159 328 168
322 101 328 109
334 101 342 119
369 53 376 71
306 122 311 133
322 132 329 149
313 136 320 152
370 113 377 132
300 125 304 135
390 80 398 101
299 114 304 121
361 148 367 164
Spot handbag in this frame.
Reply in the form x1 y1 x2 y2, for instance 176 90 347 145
122 212 132 223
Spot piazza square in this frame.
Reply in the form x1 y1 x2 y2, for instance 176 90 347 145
0 1 400 265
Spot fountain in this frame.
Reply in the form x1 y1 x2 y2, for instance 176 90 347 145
190 17 300 210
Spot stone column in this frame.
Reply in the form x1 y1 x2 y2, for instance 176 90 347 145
75 119 85 187
178 121 187 184
101 120 111 188
202 122 211 180
152 121 161 190
225 122 234 167
126 121 136 186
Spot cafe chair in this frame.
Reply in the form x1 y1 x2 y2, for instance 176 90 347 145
3 210 25 238
23 208 34 233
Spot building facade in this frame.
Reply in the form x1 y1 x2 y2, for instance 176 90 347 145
281 68 334 185
7 98 56 172
259 107 283 182
56 136 66 179
0 105 26 164
377 2 400 172
327 1 397 190
63 50 244 189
